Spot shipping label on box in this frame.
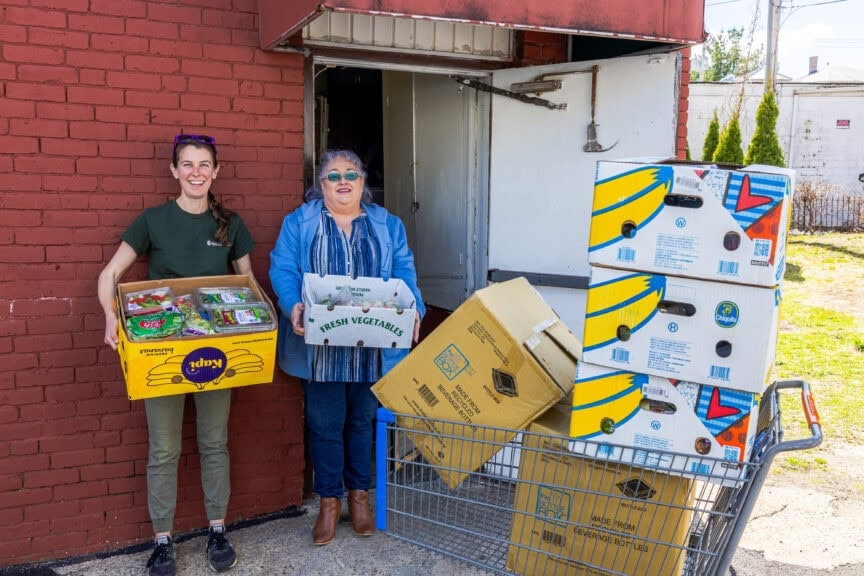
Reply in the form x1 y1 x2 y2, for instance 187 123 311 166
372 277 582 489
506 404 692 576
302 274 416 348
588 160 795 287
581 266 779 393
116 275 276 400
569 363 759 486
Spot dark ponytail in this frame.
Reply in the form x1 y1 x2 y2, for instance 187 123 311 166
207 191 235 245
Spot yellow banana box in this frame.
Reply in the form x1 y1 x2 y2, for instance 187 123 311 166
581 266 779 393
507 403 692 576
589 160 795 288
372 277 582 490
570 362 759 486
115 275 277 400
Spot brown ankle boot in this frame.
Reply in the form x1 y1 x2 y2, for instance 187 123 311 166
347 489 373 536
312 497 341 545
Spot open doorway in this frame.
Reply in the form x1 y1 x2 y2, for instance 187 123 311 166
310 64 484 324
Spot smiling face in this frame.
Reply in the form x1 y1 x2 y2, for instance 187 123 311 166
321 157 365 216
170 144 219 202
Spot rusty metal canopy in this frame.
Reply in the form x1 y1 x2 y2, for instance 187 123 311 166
259 0 706 52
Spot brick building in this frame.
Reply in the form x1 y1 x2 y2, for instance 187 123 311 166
0 0 703 567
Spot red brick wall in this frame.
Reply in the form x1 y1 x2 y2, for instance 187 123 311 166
678 47 692 159
0 0 306 566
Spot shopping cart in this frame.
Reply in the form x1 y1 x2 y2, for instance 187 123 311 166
374 379 822 576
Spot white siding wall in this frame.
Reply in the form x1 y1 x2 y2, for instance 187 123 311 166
687 82 864 193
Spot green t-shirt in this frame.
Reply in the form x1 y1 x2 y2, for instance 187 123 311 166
121 200 255 280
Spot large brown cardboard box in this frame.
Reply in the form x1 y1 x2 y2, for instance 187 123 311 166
507 403 693 576
372 277 581 489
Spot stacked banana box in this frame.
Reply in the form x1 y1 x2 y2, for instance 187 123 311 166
506 160 795 576
577 159 796 481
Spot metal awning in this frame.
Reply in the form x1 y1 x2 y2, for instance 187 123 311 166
259 0 706 52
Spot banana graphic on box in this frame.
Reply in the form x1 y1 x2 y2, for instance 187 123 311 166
146 348 265 391
583 273 666 351
571 370 647 439
589 165 674 251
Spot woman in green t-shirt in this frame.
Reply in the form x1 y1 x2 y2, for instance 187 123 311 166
97 134 253 576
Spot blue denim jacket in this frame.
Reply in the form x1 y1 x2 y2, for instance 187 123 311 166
269 199 425 380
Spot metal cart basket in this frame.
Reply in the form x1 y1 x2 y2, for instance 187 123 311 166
374 379 822 576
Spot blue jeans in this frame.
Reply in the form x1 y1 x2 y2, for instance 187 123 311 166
144 390 231 533
303 380 377 498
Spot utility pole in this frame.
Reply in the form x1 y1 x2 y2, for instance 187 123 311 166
764 0 782 91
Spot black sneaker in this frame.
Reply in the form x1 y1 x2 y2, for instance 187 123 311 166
145 538 176 576
206 526 237 572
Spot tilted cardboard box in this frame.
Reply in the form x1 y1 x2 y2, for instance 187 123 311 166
372 277 581 489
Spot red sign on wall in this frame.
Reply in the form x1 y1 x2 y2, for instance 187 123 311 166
837 119 851 129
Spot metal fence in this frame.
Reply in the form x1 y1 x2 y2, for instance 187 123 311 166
791 194 864 232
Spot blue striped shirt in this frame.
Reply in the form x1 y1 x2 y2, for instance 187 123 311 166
309 208 382 383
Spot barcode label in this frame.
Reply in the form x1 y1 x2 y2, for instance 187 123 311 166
418 384 439 407
611 348 630 363
717 260 739 275
542 530 566 547
709 365 730 381
675 175 702 191
616 247 636 262
642 384 669 398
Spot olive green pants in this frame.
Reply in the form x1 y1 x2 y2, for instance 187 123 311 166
144 389 231 534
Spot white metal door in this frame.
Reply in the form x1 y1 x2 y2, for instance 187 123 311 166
383 71 479 311
488 53 682 338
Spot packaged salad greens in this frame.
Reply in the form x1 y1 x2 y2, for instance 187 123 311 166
205 303 274 333
124 287 175 317
125 308 184 341
196 286 259 305
173 294 215 336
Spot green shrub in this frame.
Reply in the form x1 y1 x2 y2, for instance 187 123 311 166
745 90 785 166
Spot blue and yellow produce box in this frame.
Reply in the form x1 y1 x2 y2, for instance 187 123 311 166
570 362 759 486
581 266 779 393
115 274 276 400
588 160 795 287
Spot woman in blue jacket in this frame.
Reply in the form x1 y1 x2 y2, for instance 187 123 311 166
269 149 424 545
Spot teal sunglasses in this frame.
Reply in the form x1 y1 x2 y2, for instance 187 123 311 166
324 170 361 182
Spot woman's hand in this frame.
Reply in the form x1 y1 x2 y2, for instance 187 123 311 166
290 302 306 336
104 310 119 350
413 310 422 343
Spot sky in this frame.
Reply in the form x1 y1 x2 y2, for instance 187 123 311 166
696 0 864 79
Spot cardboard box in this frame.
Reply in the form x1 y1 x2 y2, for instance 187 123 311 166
116 275 276 400
372 277 581 489
570 363 759 485
581 266 779 393
588 160 795 287
507 404 692 576
302 274 416 348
